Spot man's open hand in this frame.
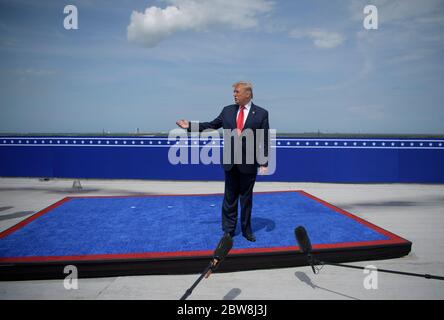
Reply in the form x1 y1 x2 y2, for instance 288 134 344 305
176 119 190 129
258 166 268 175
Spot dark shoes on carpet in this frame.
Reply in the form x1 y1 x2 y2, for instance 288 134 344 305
243 233 256 242
224 232 256 242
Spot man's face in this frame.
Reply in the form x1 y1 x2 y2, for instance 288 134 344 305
233 85 251 106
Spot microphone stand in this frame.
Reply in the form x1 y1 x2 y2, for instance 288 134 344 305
295 226 444 281
180 259 219 300
310 257 444 281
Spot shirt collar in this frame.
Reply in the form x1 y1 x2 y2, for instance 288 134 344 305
240 100 252 111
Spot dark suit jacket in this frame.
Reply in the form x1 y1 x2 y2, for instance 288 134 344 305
190 103 270 174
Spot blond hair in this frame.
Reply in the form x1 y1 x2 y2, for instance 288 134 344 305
232 81 253 99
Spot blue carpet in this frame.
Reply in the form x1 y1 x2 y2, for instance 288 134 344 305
0 191 392 259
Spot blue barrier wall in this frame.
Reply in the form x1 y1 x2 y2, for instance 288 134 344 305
0 136 443 183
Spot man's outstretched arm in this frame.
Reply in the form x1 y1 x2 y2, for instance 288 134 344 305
176 111 223 132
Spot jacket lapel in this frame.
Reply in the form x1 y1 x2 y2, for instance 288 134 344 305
231 105 239 129
243 103 256 129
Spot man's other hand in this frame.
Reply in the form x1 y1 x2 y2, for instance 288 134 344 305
258 166 268 175
176 119 190 129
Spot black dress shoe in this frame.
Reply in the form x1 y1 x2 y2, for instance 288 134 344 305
225 231 235 237
243 233 256 242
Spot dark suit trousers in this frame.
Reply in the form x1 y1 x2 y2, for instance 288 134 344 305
222 165 257 235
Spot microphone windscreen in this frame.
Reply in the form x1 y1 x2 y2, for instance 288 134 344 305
213 233 233 260
295 226 312 254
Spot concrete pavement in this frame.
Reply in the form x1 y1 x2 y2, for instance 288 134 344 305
0 178 443 300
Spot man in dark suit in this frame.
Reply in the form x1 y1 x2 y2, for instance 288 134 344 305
176 81 270 242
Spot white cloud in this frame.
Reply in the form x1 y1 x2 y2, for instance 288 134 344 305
349 0 444 24
352 0 444 73
289 29 345 49
127 0 273 47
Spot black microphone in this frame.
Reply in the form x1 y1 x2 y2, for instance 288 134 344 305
180 233 233 300
213 232 233 261
295 226 316 274
207 233 233 276
293 226 444 281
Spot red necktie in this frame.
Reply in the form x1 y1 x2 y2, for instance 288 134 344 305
236 105 245 136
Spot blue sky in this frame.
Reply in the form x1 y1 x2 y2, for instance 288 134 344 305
0 0 443 134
